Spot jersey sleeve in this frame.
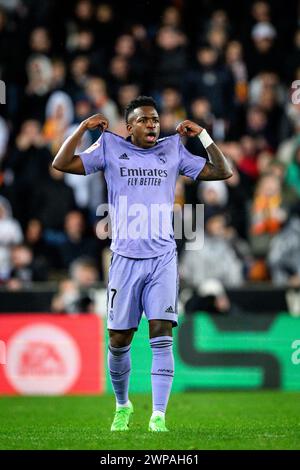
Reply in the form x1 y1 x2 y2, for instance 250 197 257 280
78 132 106 175
178 138 207 180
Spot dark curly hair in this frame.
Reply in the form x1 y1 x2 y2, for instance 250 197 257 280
124 96 158 123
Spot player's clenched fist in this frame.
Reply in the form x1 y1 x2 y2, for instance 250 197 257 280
176 120 203 138
81 114 109 132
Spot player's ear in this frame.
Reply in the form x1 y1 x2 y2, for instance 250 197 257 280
126 122 133 135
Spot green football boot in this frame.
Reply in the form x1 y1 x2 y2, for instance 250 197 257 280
148 414 169 432
110 401 133 431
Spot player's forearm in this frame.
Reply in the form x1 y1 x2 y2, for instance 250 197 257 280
198 130 232 181
52 123 86 171
205 142 233 179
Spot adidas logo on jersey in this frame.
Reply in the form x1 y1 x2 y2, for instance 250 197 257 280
165 306 175 313
119 153 130 160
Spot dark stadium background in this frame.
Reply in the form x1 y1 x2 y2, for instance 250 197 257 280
0 0 300 451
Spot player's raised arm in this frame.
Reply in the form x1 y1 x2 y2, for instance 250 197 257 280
52 114 109 175
176 120 233 181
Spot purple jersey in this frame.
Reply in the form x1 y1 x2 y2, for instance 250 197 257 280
79 131 206 258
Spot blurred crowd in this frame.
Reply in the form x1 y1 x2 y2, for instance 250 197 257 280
0 0 300 311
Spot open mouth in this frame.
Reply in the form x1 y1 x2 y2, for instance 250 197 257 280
145 132 157 143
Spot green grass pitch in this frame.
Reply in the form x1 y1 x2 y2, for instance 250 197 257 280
0 391 299 450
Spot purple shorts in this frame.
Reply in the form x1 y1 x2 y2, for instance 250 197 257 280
107 248 178 330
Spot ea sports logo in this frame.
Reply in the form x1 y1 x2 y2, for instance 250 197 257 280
5 323 81 395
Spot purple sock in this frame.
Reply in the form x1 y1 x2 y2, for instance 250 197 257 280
108 344 131 405
150 336 174 414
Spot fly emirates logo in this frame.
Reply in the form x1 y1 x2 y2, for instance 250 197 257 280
120 167 168 186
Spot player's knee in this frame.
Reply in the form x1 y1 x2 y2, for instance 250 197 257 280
109 329 134 348
149 320 173 338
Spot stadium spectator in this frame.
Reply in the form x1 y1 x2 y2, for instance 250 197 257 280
249 71 285 108
43 91 75 155
0 196 23 281
94 3 119 52
24 218 58 270
153 26 187 91
160 6 182 30
67 55 91 98
183 278 235 315
249 173 287 258
69 256 99 288
198 180 229 221
73 95 93 124
29 27 53 57
72 0 95 31
107 55 132 101
266 160 299 207
117 83 141 111
251 1 271 23
245 106 270 149
8 243 48 287
4 120 52 227
224 161 252 239
238 135 260 180
22 55 53 122
268 213 300 287
160 87 186 121
58 210 99 268
114 33 147 83
158 110 178 138
67 28 104 76
189 97 214 133
51 278 94 313
184 97 215 157
50 58 67 92
85 76 120 127
51 256 99 312
206 26 228 57
247 22 279 79
185 44 235 124
225 40 248 105
30 165 76 233
258 88 283 149
206 9 230 36
180 212 244 288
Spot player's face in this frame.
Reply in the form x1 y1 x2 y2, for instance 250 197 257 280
127 106 160 148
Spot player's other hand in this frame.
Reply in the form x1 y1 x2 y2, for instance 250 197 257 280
176 120 203 138
81 114 109 132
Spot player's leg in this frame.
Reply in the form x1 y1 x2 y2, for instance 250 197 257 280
143 249 178 431
107 253 144 431
108 329 135 431
148 320 174 431
108 328 135 406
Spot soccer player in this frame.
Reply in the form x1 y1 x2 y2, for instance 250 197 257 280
53 96 232 432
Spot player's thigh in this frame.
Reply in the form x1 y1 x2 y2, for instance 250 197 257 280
143 249 178 325
107 254 144 330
